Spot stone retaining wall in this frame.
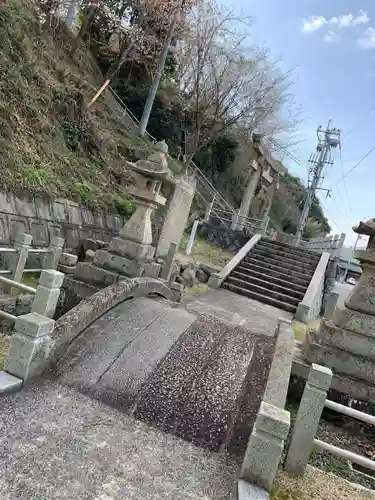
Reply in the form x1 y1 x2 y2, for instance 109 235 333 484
0 193 126 252
198 221 254 253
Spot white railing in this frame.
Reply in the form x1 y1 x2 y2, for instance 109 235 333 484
285 364 375 476
313 399 375 472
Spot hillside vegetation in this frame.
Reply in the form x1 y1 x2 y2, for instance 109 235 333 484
0 0 157 211
0 0 329 236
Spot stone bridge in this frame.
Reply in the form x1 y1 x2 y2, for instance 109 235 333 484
46 278 280 454
0 277 291 499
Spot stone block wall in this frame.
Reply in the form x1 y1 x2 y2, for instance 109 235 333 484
198 221 254 253
0 193 126 254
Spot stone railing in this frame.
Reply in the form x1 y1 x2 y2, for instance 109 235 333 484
284 363 375 476
0 233 64 291
239 318 295 495
295 251 331 324
272 231 346 257
0 268 65 394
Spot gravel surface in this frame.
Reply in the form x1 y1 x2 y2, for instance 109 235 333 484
275 467 375 500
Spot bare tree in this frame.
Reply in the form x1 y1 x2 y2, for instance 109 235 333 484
175 0 300 162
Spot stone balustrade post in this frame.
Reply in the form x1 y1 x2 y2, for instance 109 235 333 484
4 312 55 382
31 270 64 318
285 363 332 475
323 292 339 320
43 236 64 270
160 242 178 281
4 233 32 294
240 401 290 491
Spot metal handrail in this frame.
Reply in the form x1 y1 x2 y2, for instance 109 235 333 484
108 86 237 216
0 276 36 294
324 399 375 426
312 399 375 472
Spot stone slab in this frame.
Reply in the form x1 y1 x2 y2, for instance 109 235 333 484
334 306 375 338
0 371 23 394
74 262 122 287
55 297 173 392
134 314 274 453
185 289 291 336
238 480 269 500
109 237 155 261
0 380 239 499
305 331 375 384
96 307 195 408
317 317 375 360
93 249 145 277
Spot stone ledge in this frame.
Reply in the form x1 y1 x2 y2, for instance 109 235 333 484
208 234 262 288
317 317 375 360
0 371 22 394
238 480 269 500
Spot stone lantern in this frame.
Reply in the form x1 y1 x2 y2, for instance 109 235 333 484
345 219 375 316
303 217 375 402
73 141 170 286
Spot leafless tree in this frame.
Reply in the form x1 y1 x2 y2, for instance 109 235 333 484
175 0 301 162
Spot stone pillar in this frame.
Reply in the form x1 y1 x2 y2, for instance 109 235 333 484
240 401 290 491
156 176 196 258
160 242 178 281
31 270 65 318
285 364 332 475
8 233 32 285
43 236 65 270
235 161 262 230
5 312 55 382
323 292 338 320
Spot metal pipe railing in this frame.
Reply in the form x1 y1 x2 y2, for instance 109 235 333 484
0 275 36 294
314 439 375 472
324 399 375 426
0 310 17 322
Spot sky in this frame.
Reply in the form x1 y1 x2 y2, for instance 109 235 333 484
222 0 375 246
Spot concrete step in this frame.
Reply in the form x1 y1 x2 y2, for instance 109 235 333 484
221 282 297 314
231 269 307 296
255 242 321 266
225 276 300 307
236 263 310 288
245 255 316 278
227 275 304 301
250 248 318 272
261 238 321 258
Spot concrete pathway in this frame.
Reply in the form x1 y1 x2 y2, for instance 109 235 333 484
0 381 239 500
185 289 293 335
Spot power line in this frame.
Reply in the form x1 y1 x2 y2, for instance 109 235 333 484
343 105 375 140
338 147 352 213
333 143 375 186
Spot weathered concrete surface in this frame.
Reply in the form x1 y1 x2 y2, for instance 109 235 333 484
0 381 239 500
134 314 274 454
52 294 275 454
185 288 293 335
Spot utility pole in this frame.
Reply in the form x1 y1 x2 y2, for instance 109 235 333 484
139 0 184 136
295 121 341 244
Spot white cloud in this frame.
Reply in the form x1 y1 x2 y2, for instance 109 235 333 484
358 27 375 49
301 10 370 34
323 31 339 43
302 16 327 34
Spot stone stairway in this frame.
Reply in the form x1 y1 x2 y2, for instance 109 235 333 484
222 238 321 314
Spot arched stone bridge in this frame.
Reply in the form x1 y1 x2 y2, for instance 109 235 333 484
47 278 280 453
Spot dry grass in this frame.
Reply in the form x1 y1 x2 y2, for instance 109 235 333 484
272 468 375 500
185 282 210 298
0 334 10 370
178 234 233 268
0 0 172 211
